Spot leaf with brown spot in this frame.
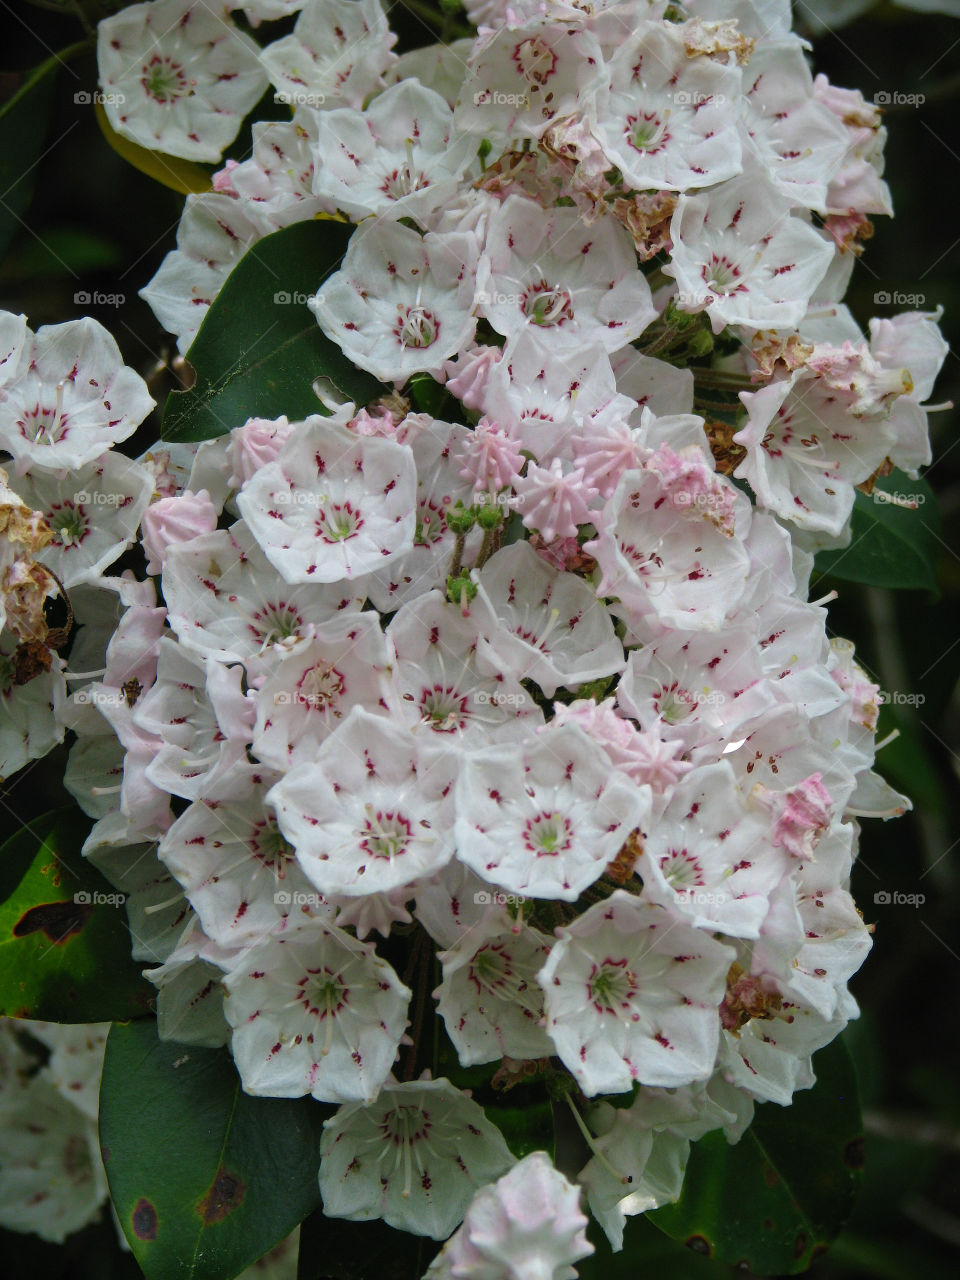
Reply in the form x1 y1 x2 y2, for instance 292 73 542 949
0 808 153 1022
648 1037 863 1275
196 1169 246 1224
100 1020 327 1280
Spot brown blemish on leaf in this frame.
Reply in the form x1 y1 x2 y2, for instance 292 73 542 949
762 1164 780 1188
794 1232 809 1259
844 1137 865 1169
13 900 92 943
132 1198 158 1240
685 1236 712 1256
763 1218 775 1231
196 1167 246 1224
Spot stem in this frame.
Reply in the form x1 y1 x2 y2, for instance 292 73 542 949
692 368 756 391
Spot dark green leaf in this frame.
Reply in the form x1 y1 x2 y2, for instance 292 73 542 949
648 1037 863 1274
0 807 153 1022
486 1103 555 1161
161 220 384 443
814 470 940 590
578 1213 723 1280
100 1019 327 1280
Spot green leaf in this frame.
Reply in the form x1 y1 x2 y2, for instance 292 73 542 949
100 1019 327 1280
0 225 122 281
648 1037 863 1275
814 470 940 590
0 45 89 258
0 807 154 1022
161 220 384 444
578 1214 722 1280
486 1102 556 1161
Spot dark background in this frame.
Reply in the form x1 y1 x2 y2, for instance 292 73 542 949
1 0 958 1276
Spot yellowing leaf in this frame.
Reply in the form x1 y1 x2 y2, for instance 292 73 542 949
94 104 212 195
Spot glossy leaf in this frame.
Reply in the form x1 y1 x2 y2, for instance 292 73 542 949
94 104 212 195
100 1019 327 1280
0 807 153 1023
647 1037 863 1275
161 220 384 444
815 470 940 590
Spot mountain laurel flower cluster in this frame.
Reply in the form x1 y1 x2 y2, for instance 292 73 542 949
0 0 949 1275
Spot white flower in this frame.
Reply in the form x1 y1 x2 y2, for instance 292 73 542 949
158 762 334 948
98 0 268 162
480 195 657 353
269 707 460 897
0 318 154 473
666 166 834 333
456 18 606 141
435 913 555 1064
592 19 743 192
311 79 476 222
237 416 418 584
252 612 393 768
223 920 409 1102
5 453 153 588
639 761 792 938
162 521 367 665
455 723 651 902
586 457 752 633
539 891 735 1095
387 588 542 743
261 0 397 111
310 221 479 383
427 1152 594 1280
319 1078 515 1238
472 540 625 698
